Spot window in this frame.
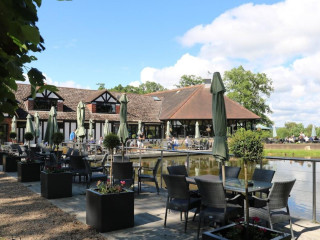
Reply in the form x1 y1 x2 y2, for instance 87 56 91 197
96 102 116 113
34 98 57 111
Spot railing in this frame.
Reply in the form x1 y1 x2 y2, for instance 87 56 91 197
125 147 319 223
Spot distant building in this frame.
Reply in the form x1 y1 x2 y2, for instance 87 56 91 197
0 81 260 143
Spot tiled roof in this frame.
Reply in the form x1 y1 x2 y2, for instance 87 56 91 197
15 84 162 123
146 85 260 120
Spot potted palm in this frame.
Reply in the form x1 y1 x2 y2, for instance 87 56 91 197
203 129 290 240
17 132 40 182
86 133 134 232
41 132 72 199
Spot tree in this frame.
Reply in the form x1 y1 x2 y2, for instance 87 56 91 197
107 81 166 94
175 75 204 88
223 66 274 126
139 81 165 93
96 83 105 90
0 0 57 122
284 122 304 137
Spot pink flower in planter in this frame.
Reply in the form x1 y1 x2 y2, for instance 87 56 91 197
120 181 126 186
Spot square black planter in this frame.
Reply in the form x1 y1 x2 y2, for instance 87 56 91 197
0 151 5 165
86 189 134 232
202 222 291 240
41 171 73 199
3 154 18 172
17 161 40 182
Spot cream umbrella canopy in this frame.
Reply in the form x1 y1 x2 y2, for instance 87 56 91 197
11 116 17 133
195 121 200 139
104 119 110 137
75 101 86 154
272 126 277 138
165 121 171 138
26 114 34 136
34 112 40 144
311 125 316 137
137 120 142 136
88 119 94 139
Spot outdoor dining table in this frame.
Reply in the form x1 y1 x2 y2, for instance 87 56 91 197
186 175 272 194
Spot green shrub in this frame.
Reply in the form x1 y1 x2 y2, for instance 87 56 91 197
24 132 34 141
229 128 264 162
53 132 64 145
9 132 17 139
147 134 153 139
131 134 136 139
103 133 120 150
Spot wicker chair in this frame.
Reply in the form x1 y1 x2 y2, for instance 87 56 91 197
163 174 201 233
249 179 296 238
195 178 242 239
112 162 134 189
91 153 108 174
70 155 87 182
138 157 162 194
84 159 108 188
219 166 241 179
252 168 275 196
167 165 188 176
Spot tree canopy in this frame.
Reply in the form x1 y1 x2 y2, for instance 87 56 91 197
175 75 204 88
223 66 274 126
0 0 57 122
103 81 166 94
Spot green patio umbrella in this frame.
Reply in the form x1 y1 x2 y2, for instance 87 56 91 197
165 121 171 138
26 114 34 135
75 101 86 154
34 112 40 144
211 72 229 184
104 119 110 137
88 119 94 139
311 125 316 137
44 106 58 147
137 120 142 136
273 126 277 138
195 121 200 139
11 115 17 133
117 94 129 160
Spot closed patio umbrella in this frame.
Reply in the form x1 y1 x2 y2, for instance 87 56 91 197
311 125 316 137
75 101 86 154
44 106 58 147
195 121 200 139
11 115 17 133
88 119 94 139
104 119 110 137
26 114 34 135
137 120 142 136
34 112 40 144
165 121 171 138
273 126 277 138
117 94 129 161
210 72 229 185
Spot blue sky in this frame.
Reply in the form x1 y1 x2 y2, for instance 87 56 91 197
29 0 320 127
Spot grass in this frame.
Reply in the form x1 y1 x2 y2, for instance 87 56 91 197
264 149 320 158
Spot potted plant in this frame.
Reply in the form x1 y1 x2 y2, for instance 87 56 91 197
40 133 72 199
103 133 120 181
202 217 290 240
52 132 64 157
9 132 17 143
86 180 134 232
2 152 19 172
17 157 41 182
24 132 34 149
131 134 136 139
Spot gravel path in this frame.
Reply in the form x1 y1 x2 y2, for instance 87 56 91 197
0 172 107 240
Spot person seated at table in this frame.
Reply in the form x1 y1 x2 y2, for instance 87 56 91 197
137 132 145 148
171 137 179 150
89 137 95 144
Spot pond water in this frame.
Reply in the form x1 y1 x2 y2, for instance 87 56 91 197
136 154 320 222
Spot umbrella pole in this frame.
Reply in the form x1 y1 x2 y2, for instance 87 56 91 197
222 161 226 187
122 143 124 162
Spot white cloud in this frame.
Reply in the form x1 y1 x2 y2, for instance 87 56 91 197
140 0 320 127
129 81 140 87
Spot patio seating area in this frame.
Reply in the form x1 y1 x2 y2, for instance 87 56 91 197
1 163 320 239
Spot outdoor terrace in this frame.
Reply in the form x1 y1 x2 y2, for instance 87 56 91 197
1 164 320 240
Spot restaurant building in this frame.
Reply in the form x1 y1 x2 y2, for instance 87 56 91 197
0 81 260 143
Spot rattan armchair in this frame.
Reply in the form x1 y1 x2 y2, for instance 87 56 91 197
249 179 296 238
138 157 162 194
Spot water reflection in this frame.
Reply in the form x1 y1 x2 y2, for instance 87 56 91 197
136 154 320 222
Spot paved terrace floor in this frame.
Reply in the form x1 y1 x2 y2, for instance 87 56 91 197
2 167 320 240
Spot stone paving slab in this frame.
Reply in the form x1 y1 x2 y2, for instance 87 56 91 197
2 166 320 239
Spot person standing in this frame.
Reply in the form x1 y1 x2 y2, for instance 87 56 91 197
184 136 191 149
137 132 145 148
70 129 76 142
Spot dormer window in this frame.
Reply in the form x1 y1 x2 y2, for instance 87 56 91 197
32 90 64 111
93 92 118 114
